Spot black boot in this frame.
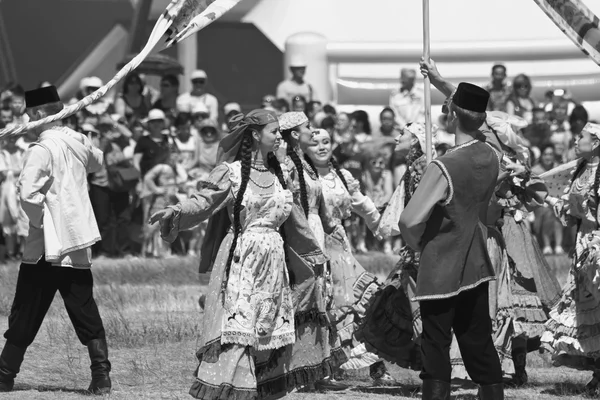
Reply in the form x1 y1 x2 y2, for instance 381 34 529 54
478 383 504 400
421 379 451 400
0 342 26 392
508 348 528 387
87 339 111 395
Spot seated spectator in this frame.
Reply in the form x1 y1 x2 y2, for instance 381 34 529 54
270 98 289 116
374 107 400 139
192 119 221 178
306 100 322 123
323 104 337 117
261 94 276 109
0 135 26 260
523 108 552 152
350 109 372 143
72 76 113 117
321 116 335 136
334 112 352 146
0 107 12 126
8 85 26 125
563 105 589 162
115 73 151 127
190 102 210 131
176 69 219 121
532 144 564 255
291 95 307 113
172 113 197 172
485 64 511 112
153 74 180 123
222 102 242 132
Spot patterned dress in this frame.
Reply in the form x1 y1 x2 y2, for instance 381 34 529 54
167 161 296 400
541 161 600 370
319 167 382 370
253 157 347 394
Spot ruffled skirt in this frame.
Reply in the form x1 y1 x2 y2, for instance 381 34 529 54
541 243 600 371
325 228 381 370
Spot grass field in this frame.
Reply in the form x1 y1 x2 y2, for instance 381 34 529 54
0 252 587 399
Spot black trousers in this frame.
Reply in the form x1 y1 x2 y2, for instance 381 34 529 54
89 184 131 257
419 282 502 385
4 261 106 349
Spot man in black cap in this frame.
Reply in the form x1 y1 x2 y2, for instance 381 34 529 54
398 62 504 399
0 86 111 395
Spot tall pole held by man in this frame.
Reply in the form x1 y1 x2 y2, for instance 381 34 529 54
422 0 433 163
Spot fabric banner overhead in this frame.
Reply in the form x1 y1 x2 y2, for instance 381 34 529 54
533 0 600 66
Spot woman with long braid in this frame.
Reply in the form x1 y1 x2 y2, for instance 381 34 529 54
542 122 600 395
304 129 396 385
263 112 348 392
150 109 327 399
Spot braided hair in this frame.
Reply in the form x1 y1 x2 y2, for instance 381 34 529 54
571 158 600 218
222 131 253 293
266 152 296 287
330 156 349 191
282 128 310 218
404 143 425 207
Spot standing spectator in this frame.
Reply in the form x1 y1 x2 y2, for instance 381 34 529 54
153 74 180 123
72 77 112 118
506 74 536 124
114 73 151 127
271 98 289 116
532 144 564 255
389 68 424 129
276 55 317 104
176 70 219 121
8 86 26 125
261 94 276 109
549 100 573 162
321 116 335 136
133 109 171 177
89 115 136 258
485 64 511 112
192 119 221 177
306 100 322 124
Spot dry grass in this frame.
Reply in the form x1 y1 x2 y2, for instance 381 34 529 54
0 252 583 399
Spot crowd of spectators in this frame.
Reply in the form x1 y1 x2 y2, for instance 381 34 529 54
0 59 585 259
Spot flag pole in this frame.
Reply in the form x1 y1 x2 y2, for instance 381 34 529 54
423 0 433 164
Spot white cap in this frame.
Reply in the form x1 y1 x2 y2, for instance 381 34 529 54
191 102 209 114
224 102 241 115
191 70 208 80
80 76 103 90
289 55 306 68
145 109 167 122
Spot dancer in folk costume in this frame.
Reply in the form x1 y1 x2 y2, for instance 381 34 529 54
0 86 111 394
151 109 329 399
399 81 504 400
256 112 348 393
355 122 436 372
304 129 396 385
541 122 600 395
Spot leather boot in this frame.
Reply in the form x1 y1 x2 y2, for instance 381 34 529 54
478 383 504 400
87 338 111 395
508 348 528 387
421 379 451 400
0 342 26 392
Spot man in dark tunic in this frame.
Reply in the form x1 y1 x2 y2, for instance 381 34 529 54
399 77 504 400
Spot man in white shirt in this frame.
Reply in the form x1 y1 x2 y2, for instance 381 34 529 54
176 69 219 121
276 55 317 105
389 68 425 129
0 86 112 395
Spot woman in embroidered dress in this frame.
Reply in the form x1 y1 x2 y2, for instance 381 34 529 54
151 109 326 399
449 112 560 386
304 129 396 385
255 112 348 392
541 122 600 395
355 122 433 372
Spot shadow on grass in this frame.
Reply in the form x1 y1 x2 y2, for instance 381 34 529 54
541 382 588 397
13 384 91 395
351 383 420 396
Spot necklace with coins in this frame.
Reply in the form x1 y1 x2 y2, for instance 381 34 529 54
249 159 277 194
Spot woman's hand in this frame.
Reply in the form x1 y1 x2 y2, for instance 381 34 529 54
149 208 176 238
505 160 527 177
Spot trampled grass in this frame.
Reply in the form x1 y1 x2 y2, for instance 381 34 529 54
0 252 578 399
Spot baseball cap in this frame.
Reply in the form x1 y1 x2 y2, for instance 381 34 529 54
146 109 167 122
191 70 208 81
224 102 241 115
191 102 209 115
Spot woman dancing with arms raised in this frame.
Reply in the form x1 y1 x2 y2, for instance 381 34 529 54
151 109 326 399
